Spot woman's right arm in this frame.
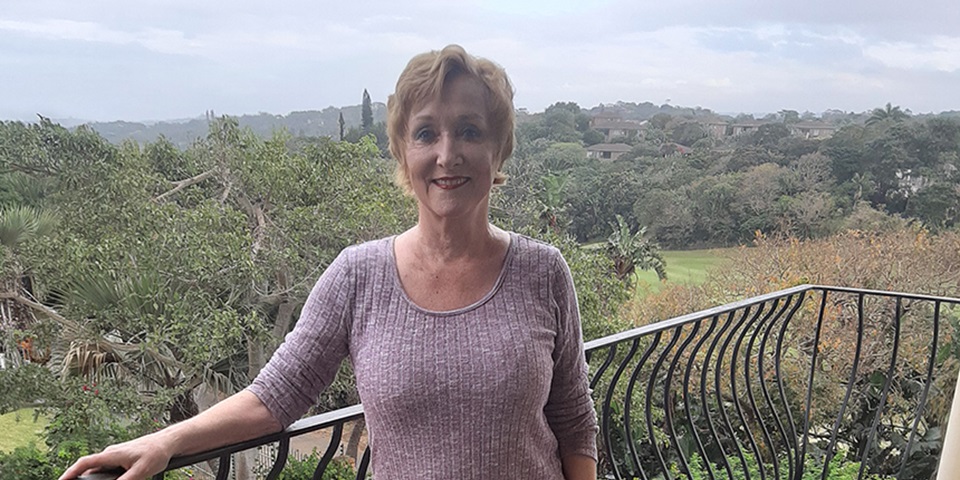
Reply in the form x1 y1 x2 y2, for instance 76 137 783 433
58 390 281 480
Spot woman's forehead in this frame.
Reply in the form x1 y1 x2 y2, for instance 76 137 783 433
409 75 491 119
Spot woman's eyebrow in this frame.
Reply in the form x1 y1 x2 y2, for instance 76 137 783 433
456 113 486 123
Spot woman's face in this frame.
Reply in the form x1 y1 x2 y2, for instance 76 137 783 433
403 74 499 223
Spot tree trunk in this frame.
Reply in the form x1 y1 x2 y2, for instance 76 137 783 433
346 418 366 464
170 389 199 424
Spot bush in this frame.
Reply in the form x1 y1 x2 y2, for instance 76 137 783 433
0 443 55 480
275 451 356 480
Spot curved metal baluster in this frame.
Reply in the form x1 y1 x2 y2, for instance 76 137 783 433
756 295 797 479
731 302 769 480
820 293 866 480
665 322 701 478
646 327 681 479
897 300 941 478
773 291 807 480
743 299 779 480
264 437 290 480
623 332 661 479
603 338 643 480
312 422 344 480
591 344 618 390
355 445 371 479
591 343 619 478
703 313 737 480
857 296 902 479
214 454 231 480
798 290 828 476
716 308 755 479
625 334 665 480
685 316 719 480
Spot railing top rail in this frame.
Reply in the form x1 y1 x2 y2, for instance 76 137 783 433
165 404 365 470
585 284 811 351
584 284 960 352
811 284 960 304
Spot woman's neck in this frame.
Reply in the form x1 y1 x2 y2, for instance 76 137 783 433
409 218 504 263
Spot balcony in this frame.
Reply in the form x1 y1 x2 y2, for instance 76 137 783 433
78 284 960 479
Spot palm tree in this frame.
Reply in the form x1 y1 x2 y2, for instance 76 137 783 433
1 206 57 366
537 173 569 233
866 103 909 126
606 215 667 283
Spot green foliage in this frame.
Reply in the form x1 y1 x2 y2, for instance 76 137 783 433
506 108 960 247
0 117 416 458
0 443 56 480
672 450 882 480
268 451 356 480
606 214 666 282
361 89 373 134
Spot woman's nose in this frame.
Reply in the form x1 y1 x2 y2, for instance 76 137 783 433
436 132 462 167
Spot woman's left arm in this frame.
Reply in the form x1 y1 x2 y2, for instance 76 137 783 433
562 453 597 480
544 254 600 477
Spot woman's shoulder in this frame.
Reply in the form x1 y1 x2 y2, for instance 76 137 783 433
506 231 565 269
338 236 394 262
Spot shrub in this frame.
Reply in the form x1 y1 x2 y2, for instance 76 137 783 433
0 443 55 480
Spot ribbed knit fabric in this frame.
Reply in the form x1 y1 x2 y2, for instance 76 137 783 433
248 232 598 479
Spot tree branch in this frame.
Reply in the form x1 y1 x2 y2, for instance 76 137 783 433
154 169 218 203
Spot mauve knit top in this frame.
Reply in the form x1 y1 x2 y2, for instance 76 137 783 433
248 232 598 479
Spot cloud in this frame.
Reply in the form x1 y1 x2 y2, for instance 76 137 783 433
0 18 201 55
2 1 959 121
865 36 960 72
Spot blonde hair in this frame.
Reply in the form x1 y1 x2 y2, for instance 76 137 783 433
387 45 515 194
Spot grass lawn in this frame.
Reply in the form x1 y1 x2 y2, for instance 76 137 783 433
0 408 48 452
633 248 735 296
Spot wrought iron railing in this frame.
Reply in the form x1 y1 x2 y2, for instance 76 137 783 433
77 285 960 480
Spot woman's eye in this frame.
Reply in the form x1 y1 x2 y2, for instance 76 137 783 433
414 128 435 142
461 127 481 140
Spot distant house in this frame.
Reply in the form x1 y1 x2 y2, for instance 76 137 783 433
788 122 838 139
730 121 765 136
660 143 693 156
587 143 632 160
698 119 839 140
590 116 646 142
702 121 730 138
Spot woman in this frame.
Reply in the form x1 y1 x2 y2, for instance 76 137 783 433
61 45 597 480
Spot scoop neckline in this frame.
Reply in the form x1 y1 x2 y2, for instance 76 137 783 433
388 231 515 317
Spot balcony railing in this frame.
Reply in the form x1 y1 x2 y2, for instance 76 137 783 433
78 284 960 479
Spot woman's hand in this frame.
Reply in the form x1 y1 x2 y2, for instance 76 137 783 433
58 431 175 480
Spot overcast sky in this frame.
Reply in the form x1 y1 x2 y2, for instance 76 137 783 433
2 0 959 122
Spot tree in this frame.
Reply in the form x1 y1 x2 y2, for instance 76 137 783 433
338 111 345 141
537 173 568 233
779 109 800 124
906 183 960 230
866 103 909 125
361 89 373 134
542 103 580 142
0 118 416 476
670 121 707 146
606 215 666 282
649 113 673 131
582 129 605 146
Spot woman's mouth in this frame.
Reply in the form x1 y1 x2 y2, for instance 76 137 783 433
433 177 469 190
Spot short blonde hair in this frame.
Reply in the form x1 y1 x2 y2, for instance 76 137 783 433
387 45 515 194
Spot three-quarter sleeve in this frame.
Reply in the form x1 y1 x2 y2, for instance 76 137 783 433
247 249 355 427
544 253 599 461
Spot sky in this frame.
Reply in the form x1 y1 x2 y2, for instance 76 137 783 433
2 0 959 123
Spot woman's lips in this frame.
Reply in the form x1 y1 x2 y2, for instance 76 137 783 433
433 177 469 190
